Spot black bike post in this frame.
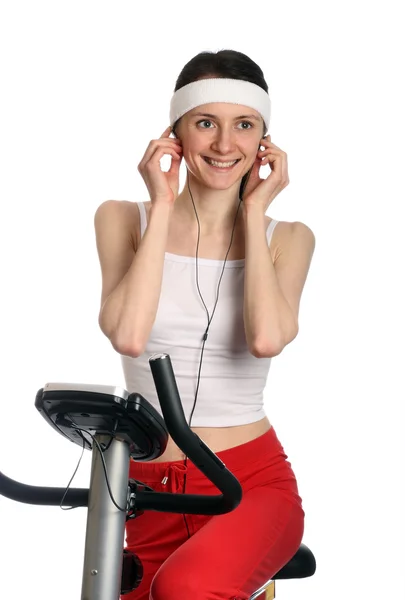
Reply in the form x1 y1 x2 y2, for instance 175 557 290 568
81 434 130 600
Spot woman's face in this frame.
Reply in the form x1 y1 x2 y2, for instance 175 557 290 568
175 102 265 188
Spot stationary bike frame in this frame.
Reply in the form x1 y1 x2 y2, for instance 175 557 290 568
0 353 243 599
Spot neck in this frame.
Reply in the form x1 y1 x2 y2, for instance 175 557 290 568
174 172 243 236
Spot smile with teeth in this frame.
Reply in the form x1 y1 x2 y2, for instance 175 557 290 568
203 156 240 169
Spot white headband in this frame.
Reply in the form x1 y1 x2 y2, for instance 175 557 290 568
169 78 271 133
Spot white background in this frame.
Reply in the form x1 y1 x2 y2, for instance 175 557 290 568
0 1 404 599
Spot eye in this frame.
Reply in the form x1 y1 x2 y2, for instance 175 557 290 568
196 120 214 129
196 119 254 130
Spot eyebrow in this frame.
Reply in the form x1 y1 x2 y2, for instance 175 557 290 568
191 112 261 122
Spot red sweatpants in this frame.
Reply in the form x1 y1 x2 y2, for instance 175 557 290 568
123 425 305 600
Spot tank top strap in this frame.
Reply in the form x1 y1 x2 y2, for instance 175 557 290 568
137 201 147 239
266 219 279 246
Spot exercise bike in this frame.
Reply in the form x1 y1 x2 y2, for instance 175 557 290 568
0 352 316 599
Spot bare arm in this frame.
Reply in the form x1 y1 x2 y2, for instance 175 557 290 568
95 200 174 357
242 205 316 357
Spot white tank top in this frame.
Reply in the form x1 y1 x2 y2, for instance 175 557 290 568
120 202 279 427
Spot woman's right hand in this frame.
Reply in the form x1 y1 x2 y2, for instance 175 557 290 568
137 126 183 206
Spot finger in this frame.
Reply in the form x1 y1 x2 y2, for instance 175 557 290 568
168 151 182 174
139 144 182 171
259 136 282 150
149 136 182 149
258 152 275 161
155 138 183 152
142 139 182 164
266 142 284 152
148 145 182 165
249 157 262 179
161 126 173 138
162 126 183 142
260 150 278 159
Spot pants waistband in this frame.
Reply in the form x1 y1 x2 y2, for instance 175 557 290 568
129 425 286 484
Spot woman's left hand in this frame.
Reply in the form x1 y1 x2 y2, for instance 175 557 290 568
242 135 290 211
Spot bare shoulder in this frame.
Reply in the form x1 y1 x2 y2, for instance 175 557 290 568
95 198 137 219
95 199 142 251
136 202 316 263
270 218 316 263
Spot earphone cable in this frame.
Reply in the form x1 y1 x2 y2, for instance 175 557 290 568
180 168 251 538
59 427 127 513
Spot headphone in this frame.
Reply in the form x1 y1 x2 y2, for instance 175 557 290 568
171 127 262 538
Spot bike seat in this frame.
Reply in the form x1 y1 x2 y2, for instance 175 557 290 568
274 543 316 579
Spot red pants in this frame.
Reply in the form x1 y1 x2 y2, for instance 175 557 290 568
124 425 305 600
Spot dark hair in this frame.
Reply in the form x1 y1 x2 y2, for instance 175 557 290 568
172 49 269 196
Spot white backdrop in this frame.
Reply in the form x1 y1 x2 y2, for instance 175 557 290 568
0 1 404 599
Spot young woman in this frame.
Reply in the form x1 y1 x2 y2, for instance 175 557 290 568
95 49 316 600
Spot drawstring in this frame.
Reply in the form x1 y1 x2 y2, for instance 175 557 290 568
161 463 188 493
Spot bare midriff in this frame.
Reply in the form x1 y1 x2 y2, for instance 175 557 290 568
140 418 273 463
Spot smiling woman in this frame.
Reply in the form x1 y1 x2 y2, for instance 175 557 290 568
95 48 315 600
171 55 269 201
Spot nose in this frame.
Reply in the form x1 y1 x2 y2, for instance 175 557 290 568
210 130 237 156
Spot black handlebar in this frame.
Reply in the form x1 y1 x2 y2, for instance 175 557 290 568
0 353 242 515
